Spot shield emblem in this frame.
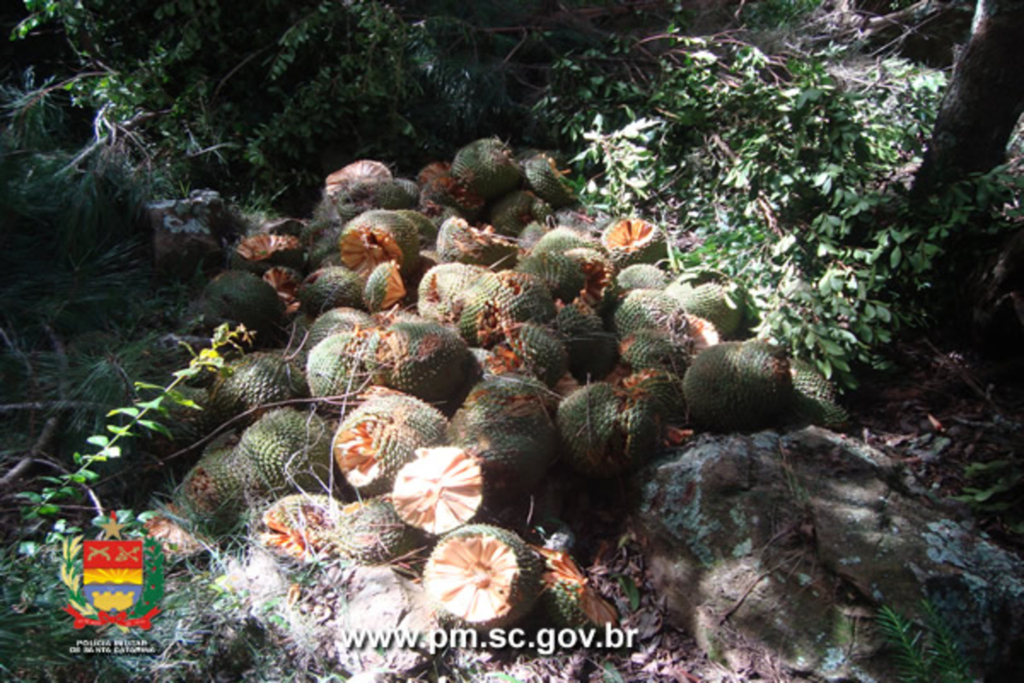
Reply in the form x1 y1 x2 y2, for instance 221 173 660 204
82 540 144 614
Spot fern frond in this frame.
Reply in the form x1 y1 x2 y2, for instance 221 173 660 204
920 600 974 683
875 605 930 683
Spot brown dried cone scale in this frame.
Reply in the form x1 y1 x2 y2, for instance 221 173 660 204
259 493 345 560
232 234 305 274
363 261 407 313
417 263 488 324
487 190 552 237
177 440 252 531
260 493 420 564
458 271 557 348
448 376 557 499
534 547 618 630
339 210 421 277
391 446 484 535
556 375 665 478
484 322 568 388
423 524 543 630
332 389 448 495
436 216 517 268
263 267 302 315
601 217 665 267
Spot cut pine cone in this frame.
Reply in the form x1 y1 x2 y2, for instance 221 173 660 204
391 446 484 535
423 524 543 629
339 210 420 277
601 217 665 267
535 546 618 630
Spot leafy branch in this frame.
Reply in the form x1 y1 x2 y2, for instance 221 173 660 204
19 324 253 520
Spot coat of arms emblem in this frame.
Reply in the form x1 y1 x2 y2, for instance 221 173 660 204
61 512 164 630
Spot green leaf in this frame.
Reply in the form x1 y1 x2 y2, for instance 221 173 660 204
890 246 902 269
107 406 140 418
616 575 640 611
86 435 109 448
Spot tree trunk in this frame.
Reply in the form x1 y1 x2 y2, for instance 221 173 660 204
913 0 1024 195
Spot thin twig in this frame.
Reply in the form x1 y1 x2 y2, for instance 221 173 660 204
0 417 61 488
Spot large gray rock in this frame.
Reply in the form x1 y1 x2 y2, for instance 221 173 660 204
147 189 240 277
632 427 1024 682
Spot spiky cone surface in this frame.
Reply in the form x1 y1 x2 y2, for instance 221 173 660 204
259 493 345 560
616 263 668 293
178 443 253 530
423 524 543 630
563 247 617 312
417 263 489 325
374 320 476 403
601 218 665 268
202 352 308 431
458 271 557 348
339 210 421 277
419 171 486 221
325 159 392 198
302 307 374 358
450 138 523 201
612 288 693 340
449 376 557 498
487 190 553 237
298 267 366 315
554 207 607 234
436 216 518 268
683 340 794 432
485 323 568 388
535 547 618 630
790 358 847 427
530 227 602 257
522 153 575 209
555 301 618 382
263 267 302 315
664 271 748 339
363 261 407 313
305 328 382 399
199 270 285 343
332 496 421 564
619 329 691 378
231 234 305 274
392 446 484 535
332 389 448 495
236 408 333 494
395 209 439 248
516 251 587 305
556 378 664 478
517 221 548 250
